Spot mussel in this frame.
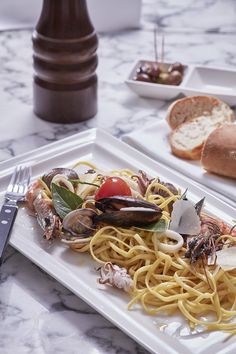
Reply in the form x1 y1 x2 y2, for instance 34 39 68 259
62 197 162 239
42 168 78 188
95 196 162 227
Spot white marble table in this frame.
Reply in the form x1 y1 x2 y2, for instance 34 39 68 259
0 1 236 353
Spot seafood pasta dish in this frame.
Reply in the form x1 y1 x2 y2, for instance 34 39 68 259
26 161 236 333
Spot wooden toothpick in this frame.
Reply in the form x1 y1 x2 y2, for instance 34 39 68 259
154 25 158 63
161 33 165 64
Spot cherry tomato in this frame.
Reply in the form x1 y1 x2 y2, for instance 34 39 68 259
95 177 132 200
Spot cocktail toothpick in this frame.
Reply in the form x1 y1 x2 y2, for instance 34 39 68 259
153 25 165 71
161 33 165 65
154 25 158 63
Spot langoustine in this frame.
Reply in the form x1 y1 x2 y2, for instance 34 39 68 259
185 213 236 263
26 180 61 240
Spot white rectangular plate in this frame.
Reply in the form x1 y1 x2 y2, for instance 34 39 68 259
123 121 236 208
1 128 236 354
126 60 236 105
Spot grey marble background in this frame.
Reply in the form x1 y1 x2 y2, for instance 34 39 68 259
0 1 236 353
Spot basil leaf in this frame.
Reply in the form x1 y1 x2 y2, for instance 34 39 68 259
51 183 83 219
135 219 168 233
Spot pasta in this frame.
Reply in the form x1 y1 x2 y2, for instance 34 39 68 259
75 225 236 333
27 163 236 334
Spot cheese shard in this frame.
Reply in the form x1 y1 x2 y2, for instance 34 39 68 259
169 199 201 235
216 247 236 271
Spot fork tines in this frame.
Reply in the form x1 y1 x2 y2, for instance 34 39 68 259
7 165 31 197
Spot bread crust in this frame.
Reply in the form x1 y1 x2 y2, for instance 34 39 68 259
201 124 236 179
166 96 234 130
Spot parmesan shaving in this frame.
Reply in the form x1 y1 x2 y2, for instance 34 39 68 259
216 247 236 270
169 199 201 235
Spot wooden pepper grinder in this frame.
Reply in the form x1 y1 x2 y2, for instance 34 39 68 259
32 0 98 123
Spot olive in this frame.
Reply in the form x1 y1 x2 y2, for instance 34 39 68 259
136 62 161 82
168 62 184 74
148 63 161 81
134 73 152 82
134 61 184 85
157 72 170 84
168 70 183 85
136 63 152 75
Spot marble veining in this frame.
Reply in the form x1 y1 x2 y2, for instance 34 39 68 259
0 0 236 353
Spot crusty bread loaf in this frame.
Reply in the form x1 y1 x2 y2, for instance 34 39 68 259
169 115 234 161
167 95 235 160
201 124 236 179
166 96 234 130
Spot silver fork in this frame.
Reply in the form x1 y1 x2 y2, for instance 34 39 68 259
0 165 31 264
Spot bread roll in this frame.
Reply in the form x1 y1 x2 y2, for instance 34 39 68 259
166 96 234 130
169 114 234 160
201 124 236 179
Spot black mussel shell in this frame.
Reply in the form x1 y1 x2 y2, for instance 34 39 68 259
95 196 161 212
95 196 162 227
95 207 162 227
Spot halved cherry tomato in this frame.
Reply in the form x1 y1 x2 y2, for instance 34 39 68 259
95 177 132 200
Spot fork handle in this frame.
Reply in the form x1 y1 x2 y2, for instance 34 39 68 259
0 204 18 264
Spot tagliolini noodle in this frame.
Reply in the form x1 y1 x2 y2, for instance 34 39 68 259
61 165 236 333
73 225 236 333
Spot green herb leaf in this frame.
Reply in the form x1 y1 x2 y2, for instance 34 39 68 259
69 178 100 188
51 183 83 219
134 219 168 233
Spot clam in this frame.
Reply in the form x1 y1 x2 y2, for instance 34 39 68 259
42 168 78 188
63 208 97 238
95 196 162 227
